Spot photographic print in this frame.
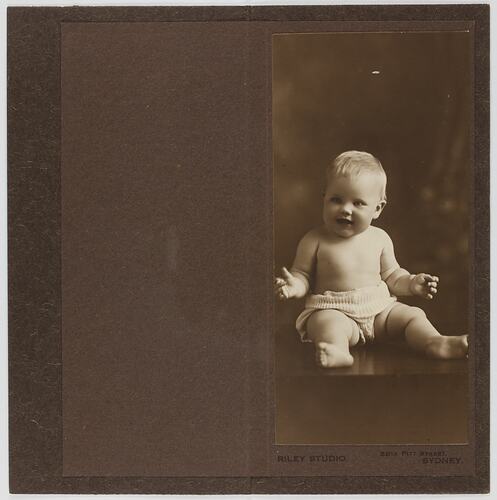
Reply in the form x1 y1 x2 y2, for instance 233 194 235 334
273 31 472 446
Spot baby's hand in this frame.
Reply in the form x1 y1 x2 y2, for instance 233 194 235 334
410 273 439 299
274 267 301 300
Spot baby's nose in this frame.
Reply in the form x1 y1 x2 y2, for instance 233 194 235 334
341 205 352 215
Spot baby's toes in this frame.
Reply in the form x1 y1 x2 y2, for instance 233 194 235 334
315 347 325 367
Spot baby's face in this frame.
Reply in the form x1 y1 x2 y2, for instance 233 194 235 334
323 173 385 238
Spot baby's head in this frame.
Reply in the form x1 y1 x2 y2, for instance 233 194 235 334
326 150 387 201
323 151 387 237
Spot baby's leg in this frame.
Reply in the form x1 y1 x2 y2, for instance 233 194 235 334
306 310 360 368
375 303 468 359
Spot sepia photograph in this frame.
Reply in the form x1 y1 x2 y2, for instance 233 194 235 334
273 31 472 445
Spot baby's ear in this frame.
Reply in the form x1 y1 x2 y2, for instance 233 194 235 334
373 199 387 219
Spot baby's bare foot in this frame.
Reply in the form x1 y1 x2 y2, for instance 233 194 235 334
316 342 354 368
424 335 468 360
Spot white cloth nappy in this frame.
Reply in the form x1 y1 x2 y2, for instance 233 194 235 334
295 281 397 344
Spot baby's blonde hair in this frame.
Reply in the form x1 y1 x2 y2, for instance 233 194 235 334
327 150 387 200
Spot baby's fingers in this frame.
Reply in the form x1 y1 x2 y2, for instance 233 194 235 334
425 282 438 299
422 274 440 295
427 278 439 293
274 278 286 292
425 275 439 284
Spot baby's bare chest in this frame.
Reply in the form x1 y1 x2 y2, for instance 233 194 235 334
317 238 383 273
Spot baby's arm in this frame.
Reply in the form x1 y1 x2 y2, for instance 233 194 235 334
380 231 439 299
275 230 319 300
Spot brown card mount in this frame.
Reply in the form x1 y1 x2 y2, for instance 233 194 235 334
8 5 489 495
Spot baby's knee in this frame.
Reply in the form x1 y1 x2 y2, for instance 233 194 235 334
307 309 353 334
308 309 353 331
307 309 356 345
407 306 426 321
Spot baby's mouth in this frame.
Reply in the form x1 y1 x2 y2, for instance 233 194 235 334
336 218 353 226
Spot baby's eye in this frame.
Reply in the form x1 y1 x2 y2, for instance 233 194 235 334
354 200 366 207
329 196 341 203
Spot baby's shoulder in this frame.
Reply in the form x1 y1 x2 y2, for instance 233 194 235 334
366 226 393 247
299 227 324 246
293 227 322 262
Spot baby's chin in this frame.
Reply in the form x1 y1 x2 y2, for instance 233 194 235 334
324 224 354 238
325 221 368 238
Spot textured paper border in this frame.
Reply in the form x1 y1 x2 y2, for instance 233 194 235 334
8 5 488 494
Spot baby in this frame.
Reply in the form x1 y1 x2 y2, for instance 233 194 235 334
275 151 468 368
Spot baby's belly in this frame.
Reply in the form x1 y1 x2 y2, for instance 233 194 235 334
314 272 382 293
